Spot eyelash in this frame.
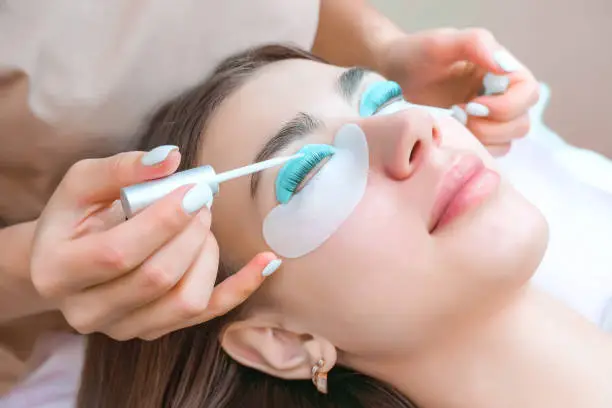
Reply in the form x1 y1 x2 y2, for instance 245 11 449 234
275 144 336 204
359 80 404 117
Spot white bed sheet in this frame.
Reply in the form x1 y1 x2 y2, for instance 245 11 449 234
498 83 612 328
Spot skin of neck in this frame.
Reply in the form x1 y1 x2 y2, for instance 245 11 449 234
349 285 612 408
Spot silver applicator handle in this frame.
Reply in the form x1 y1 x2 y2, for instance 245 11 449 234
120 153 302 218
121 166 219 218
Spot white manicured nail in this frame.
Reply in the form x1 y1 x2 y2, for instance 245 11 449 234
451 105 468 125
483 73 510 95
141 145 178 166
262 259 282 277
466 103 490 117
493 50 521 73
182 183 213 214
204 196 213 210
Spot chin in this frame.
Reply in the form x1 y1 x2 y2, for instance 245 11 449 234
443 182 550 287
484 195 549 289
511 206 549 284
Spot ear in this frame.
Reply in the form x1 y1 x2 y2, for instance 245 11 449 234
220 319 337 380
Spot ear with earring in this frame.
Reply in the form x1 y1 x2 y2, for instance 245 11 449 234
311 359 328 394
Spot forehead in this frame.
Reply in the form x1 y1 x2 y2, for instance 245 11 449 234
200 59 350 170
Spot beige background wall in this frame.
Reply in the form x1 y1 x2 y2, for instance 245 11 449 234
371 0 612 157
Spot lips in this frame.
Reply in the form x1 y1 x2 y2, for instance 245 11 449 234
429 154 500 233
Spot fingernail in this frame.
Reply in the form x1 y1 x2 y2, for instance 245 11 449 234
493 50 520 73
204 196 213 210
141 145 178 166
262 259 282 277
451 105 468 125
182 183 213 214
483 73 510 95
466 102 490 117
197 196 214 222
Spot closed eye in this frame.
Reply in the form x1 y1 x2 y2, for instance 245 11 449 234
359 80 404 117
275 144 336 204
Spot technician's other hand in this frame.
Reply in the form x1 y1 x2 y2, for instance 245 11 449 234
30 146 281 341
380 28 540 156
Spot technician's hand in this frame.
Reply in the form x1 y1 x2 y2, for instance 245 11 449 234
30 146 280 341
379 28 540 156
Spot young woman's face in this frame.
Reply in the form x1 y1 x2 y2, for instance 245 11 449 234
199 59 548 356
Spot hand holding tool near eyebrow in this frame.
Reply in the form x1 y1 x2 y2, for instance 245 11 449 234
121 153 302 218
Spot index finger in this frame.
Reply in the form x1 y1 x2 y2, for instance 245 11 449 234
469 71 540 122
58 146 181 205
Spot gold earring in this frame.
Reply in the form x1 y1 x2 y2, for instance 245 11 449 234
311 359 328 394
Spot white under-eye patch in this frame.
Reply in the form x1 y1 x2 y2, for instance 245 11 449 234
377 99 468 125
262 124 369 258
377 99 454 118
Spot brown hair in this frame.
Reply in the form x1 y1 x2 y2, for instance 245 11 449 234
77 44 418 408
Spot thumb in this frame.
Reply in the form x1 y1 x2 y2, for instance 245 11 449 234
59 145 181 204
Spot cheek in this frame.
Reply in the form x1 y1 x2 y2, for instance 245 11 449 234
272 184 450 350
318 184 429 272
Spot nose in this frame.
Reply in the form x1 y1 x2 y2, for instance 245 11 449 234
358 108 440 180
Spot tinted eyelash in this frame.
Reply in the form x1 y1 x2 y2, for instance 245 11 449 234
275 144 336 204
359 81 403 117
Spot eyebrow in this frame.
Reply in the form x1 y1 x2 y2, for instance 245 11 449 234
249 67 371 198
250 112 324 197
337 66 369 101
